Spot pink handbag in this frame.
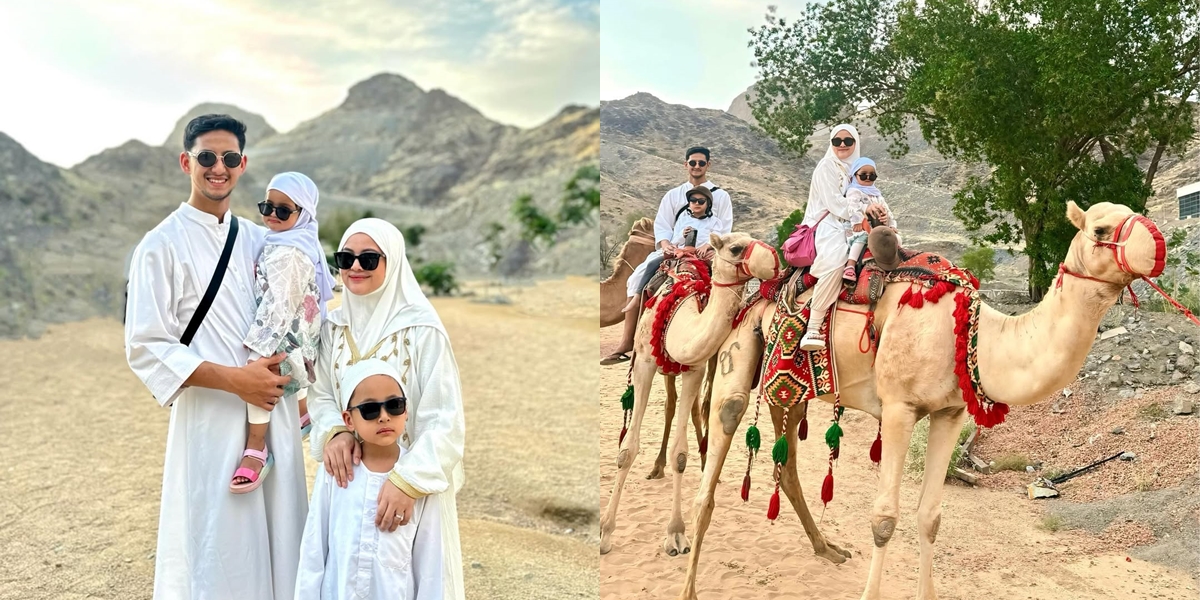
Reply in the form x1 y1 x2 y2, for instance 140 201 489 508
782 211 829 268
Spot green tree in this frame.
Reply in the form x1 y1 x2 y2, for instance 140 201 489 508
414 262 459 296
775 208 807 252
559 164 601 226
513 194 559 247
749 0 1199 300
959 245 997 284
401 224 427 249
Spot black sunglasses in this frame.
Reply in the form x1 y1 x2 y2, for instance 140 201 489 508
347 396 407 420
188 149 243 169
856 172 877 182
257 202 300 221
687 195 709 204
688 160 708 167
334 250 385 271
830 137 856 147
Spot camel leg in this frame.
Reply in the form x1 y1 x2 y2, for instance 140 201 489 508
915 407 966 600
600 352 658 555
861 403 920 600
664 368 705 556
777 401 853 564
677 317 763 600
648 375 677 480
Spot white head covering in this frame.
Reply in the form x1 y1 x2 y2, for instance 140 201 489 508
332 218 446 351
264 172 336 320
338 358 404 411
822 123 861 170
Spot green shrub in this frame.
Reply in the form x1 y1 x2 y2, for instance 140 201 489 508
414 262 459 296
960 245 996 283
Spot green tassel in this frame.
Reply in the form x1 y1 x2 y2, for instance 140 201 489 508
772 436 789 466
837 406 845 418
620 385 634 411
825 422 844 450
746 425 761 453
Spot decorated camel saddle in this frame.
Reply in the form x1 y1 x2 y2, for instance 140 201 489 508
641 256 713 375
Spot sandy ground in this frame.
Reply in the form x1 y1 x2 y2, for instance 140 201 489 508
0 277 598 600
598 325 1199 600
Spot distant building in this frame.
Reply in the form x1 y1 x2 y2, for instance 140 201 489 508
1179 182 1200 220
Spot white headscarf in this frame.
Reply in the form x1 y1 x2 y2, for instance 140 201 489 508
821 123 862 179
338 358 404 411
264 172 336 319
331 218 446 351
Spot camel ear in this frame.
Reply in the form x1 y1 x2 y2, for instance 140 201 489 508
1066 201 1086 230
709 232 724 250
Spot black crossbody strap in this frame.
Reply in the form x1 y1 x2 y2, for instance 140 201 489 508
181 216 239 347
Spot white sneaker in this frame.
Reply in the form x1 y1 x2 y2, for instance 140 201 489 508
799 331 826 351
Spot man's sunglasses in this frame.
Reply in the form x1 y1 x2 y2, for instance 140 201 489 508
257 202 300 221
347 396 407 420
688 160 708 167
856 172 877 182
830 137 856 147
334 251 385 271
188 149 243 169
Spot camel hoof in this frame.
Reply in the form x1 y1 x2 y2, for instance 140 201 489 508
600 521 614 555
815 541 852 564
646 465 666 480
600 536 613 555
663 532 691 557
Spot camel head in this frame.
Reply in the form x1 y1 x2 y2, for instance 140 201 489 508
708 231 782 284
1065 201 1166 285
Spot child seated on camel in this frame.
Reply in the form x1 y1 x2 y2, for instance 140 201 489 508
295 359 442 600
842 158 899 283
630 185 718 294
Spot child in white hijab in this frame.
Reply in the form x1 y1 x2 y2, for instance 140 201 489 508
842 157 898 282
800 124 861 351
231 172 336 493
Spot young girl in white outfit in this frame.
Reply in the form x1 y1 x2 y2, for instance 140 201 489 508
842 157 898 282
296 358 443 600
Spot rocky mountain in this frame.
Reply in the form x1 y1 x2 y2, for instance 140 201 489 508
0 73 598 338
602 89 1200 293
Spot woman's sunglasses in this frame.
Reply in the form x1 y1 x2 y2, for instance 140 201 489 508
688 160 708 167
830 137 856 147
856 172 877 182
257 202 300 221
347 396 407 420
334 250 385 271
188 149 243 169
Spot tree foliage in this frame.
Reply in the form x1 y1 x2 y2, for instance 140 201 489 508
775 208 807 251
749 0 1199 299
559 164 601 226
959 245 997 284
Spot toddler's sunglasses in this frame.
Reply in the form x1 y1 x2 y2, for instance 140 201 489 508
188 149 243 169
348 397 407 420
257 202 300 221
831 137 856 147
857 172 877 182
334 251 385 271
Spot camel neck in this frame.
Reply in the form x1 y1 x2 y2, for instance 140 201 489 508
975 275 1122 406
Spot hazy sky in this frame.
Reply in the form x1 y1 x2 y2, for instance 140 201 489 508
601 0 806 109
0 0 599 168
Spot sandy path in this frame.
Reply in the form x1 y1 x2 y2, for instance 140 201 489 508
0 277 598 600
599 325 1198 599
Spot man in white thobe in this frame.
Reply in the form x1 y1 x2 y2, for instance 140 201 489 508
600 145 734 364
125 114 307 600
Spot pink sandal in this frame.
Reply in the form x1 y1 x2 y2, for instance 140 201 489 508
229 445 274 494
842 265 858 282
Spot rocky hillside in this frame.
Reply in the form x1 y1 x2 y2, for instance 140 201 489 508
602 89 1200 293
0 73 598 339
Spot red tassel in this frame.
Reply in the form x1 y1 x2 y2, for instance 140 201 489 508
798 417 808 441
821 470 834 506
899 287 913 307
741 474 751 502
910 291 924 309
870 433 882 464
767 488 781 520
619 426 628 446
699 435 708 455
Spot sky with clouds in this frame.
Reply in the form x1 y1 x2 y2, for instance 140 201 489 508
0 0 599 167
601 0 807 110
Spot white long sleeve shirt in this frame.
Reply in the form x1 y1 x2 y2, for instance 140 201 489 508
652 181 733 246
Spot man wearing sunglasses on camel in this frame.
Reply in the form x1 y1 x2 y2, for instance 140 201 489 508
601 145 734 365
125 114 307 599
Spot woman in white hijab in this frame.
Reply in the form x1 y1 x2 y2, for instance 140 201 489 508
307 218 466 600
799 124 861 351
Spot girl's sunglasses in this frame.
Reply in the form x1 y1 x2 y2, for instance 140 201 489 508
347 396 407 420
257 202 300 221
830 137 856 147
334 250 385 271
857 172 877 182
688 160 708 167
188 149 243 169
